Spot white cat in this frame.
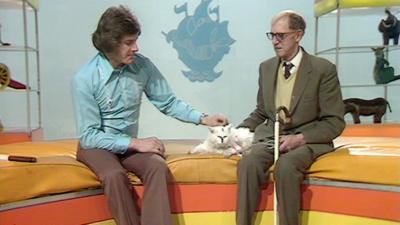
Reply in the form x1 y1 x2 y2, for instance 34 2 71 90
190 124 254 157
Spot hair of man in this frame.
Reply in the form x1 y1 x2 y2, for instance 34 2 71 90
92 5 141 53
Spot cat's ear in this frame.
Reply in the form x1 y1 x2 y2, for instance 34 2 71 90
208 127 215 133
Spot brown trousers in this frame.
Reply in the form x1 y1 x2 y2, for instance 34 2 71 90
236 142 314 225
77 147 172 225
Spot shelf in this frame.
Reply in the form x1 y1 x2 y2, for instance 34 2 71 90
314 1 400 124
1 126 41 132
316 45 400 55
2 89 39 93
341 83 400 88
0 0 38 10
0 45 38 52
0 0 42 135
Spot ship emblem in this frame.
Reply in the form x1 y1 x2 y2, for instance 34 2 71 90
162 0 235 82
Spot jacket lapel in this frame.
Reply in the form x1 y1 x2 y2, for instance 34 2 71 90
263 57 280 117
290 51 313 113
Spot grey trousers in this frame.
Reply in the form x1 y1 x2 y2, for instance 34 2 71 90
77 147 172 225
236 142 314 225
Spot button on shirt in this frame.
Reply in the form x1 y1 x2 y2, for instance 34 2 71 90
72 53 202 154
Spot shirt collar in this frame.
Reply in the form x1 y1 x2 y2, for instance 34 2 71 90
96 53 129 83
281 47 303 71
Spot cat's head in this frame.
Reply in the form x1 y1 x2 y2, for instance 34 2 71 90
207 124 233 147
372 47 385 58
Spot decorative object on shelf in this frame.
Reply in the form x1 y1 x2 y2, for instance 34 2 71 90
344 97 392 124
372 47 400 84
0 63 10 90
0 118 3 132
0 23 11 46
0 63 27 90
1 0 41 135
378 9 400 45
8 78 27 89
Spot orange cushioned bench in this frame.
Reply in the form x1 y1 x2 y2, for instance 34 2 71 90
0 124 399 225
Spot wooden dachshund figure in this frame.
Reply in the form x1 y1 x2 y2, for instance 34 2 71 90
372 47 400 84
378 9 400 45
343 97 392 124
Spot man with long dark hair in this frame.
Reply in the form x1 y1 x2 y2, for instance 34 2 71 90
72 6 228 225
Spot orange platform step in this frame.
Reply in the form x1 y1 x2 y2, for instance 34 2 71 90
0 128 43 145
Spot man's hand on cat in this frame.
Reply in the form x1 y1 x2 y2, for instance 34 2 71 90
201 114 229 126
129 137 166 156
279 134 306 153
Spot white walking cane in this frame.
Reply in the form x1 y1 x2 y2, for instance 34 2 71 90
274 106 291 225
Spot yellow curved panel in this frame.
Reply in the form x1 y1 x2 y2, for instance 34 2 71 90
314 0 400 17
314 0 338 17
340 0 400 8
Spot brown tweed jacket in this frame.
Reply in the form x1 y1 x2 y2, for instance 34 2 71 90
239 50 345 157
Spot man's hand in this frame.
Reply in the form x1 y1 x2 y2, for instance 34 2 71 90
129 137 165 156
201 114 229 126
279 134 306 153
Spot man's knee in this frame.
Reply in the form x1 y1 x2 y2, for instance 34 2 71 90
146 155 169 176
274 156 296 179
238 151 269 183
273 152 310 182
239 153 259 172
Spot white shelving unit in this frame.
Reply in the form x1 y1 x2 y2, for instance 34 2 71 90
313 1 400 123
0 0 41 135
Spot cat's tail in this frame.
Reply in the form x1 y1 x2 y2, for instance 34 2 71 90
393 75 400 80
387 75 400 85
377 74 400 84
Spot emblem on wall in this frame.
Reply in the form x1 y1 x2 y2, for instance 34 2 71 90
162 0 235 82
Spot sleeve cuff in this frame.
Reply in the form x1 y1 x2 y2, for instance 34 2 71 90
114 136 131 154
187 111 203 125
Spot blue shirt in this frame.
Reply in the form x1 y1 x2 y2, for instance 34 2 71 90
72 53 202 154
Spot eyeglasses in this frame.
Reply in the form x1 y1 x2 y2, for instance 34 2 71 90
266 31 298 41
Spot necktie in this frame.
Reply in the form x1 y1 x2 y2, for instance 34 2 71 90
283 62 294 79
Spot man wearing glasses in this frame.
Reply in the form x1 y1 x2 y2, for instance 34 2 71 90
236 10 345 225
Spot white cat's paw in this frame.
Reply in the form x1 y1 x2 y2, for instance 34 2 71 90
222 148 238 158
189 144 207 154
223 150 232 158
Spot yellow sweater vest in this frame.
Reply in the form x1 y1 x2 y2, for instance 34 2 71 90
275 63 297 118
